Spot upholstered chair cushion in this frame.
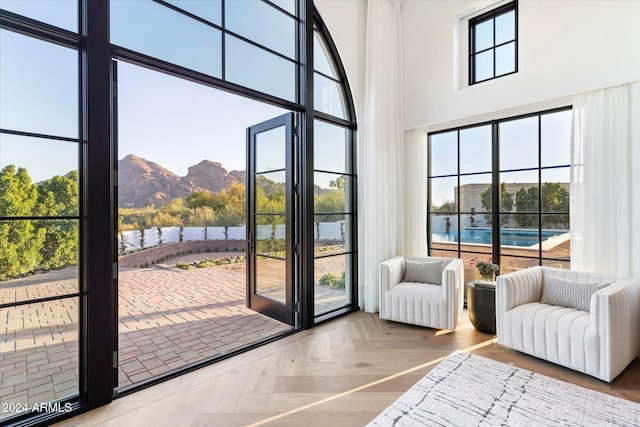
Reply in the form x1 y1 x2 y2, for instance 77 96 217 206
403 259 451 285
541 275 610 312
496 266 640 382
380 256 463 330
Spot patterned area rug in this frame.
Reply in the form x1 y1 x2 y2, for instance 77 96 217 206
368 351 640 426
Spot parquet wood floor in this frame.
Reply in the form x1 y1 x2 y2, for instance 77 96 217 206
55 310 640 427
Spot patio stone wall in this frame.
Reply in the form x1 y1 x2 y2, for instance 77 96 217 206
118 240 246 268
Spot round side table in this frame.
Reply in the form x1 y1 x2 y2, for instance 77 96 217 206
466 281 496 334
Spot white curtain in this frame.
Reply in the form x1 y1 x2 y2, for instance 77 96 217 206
571 81 640 278
404 128 428 256
359 0 404 312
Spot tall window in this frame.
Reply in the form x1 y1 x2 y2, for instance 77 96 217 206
469 1 517 85
0 0 358 424
428 108 572 282
0 21 81 423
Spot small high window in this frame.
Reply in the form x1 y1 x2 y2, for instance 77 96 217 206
469 1 517 85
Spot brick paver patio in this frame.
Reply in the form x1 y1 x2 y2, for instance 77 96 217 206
0 253 346 420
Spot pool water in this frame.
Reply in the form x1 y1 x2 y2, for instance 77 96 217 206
433 227 567 247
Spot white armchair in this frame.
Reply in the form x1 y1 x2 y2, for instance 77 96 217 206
379 256 464 330
496 266 640 382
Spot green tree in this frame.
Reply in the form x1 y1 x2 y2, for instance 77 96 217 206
314 189 345 222
186 191 215 209
514 186 538 228
36 172 79 270
479 183 514 226
541 182 569 228
216 207 244 239
329 175 345 190
0 165 45 280
189 206 216 240
514 183 570 229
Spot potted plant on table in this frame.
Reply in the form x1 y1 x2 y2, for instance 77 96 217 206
475 260 500 283
467 257 499 334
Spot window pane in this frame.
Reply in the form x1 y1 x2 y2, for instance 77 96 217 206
0 219 78 283
542 213 570 232
459 173 491 213
541 168 569 213
164 0 222 25
314 172 351 214
256 257 285 303
541 110 572 167
499 117 538 170
474 50 494 82
430 213 458 244
315 253 351 316
226 0 296 59
541 172 569 214
0 30 78 138
460 125 491 174
315 120 349 173
495 42 515 76
256 218 286 254
495 10 515 44
256 126 285 173
464 210 490 229
502 170 538 215
0 0 78 32
0 297 79 422
314 214 352 252
501 255 538 273
430 131 457 177
0 134 78 198
460 226 494 249
256 171 285 214
269 0 296 15
0 220 78 300
314 73 347 119
314 30 338 78
226 35 296 102
111 0 222 78
542 257 570 268
430 176 457 212
474 19 493 52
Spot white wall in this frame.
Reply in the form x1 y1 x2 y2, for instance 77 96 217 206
403 0 640 131
314 0 367 124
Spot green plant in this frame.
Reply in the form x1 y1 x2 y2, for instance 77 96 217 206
319 271 346 289
475 260 499 281
174 255 246 270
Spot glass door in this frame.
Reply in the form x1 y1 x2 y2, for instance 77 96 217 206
247 113 296 325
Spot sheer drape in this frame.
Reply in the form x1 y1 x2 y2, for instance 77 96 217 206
359 0 404 312
404 128 428 256
571 81 640 278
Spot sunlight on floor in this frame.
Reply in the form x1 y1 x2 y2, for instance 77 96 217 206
247 337 498 427
435 322 475 336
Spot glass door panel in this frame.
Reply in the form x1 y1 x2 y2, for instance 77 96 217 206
247 113 295 325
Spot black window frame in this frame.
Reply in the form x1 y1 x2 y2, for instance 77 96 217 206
0 0 359 424
469 1 518 85
427 106 572 273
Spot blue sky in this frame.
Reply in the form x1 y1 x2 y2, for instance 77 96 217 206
118 60 286 176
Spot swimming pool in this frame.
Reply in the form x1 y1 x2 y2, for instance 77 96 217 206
432 227 567 247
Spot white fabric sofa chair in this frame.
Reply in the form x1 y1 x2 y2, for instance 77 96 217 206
379 256 463 330
496 266 640 382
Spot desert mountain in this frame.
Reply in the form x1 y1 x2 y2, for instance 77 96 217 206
118 154 246 207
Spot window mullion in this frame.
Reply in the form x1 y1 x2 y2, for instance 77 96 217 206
491 122 500 267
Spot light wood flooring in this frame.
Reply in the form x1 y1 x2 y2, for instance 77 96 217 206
55 310 640 427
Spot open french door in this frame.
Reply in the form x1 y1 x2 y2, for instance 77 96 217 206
246 113 296 326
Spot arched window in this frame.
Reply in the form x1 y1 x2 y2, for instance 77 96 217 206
0 1 357 424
